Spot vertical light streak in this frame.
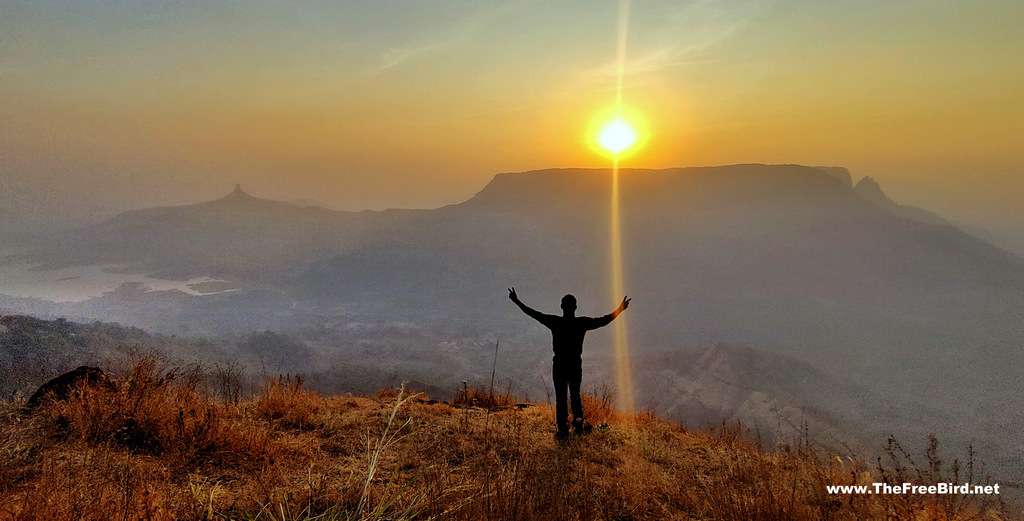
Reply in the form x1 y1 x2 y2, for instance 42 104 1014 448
610 155 635 416
611 0 635 416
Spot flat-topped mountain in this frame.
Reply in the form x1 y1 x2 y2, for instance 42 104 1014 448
306 165 1024 326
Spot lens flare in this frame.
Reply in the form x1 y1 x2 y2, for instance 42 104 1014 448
599 120 637 154
607 0 636 417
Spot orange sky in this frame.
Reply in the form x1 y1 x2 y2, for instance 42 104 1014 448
1 1 1023 237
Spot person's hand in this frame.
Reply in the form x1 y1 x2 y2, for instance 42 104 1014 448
620 296 631 311
508 287 518 302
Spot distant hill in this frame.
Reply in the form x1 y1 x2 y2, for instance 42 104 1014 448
626 343 945 455
39 184 378 276
0 313 227 399
0 313 326 400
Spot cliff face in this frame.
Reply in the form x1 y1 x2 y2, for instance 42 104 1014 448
815 166 853 187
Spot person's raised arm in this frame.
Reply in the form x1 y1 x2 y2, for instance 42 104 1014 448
508 287 554 325
586 296 631 330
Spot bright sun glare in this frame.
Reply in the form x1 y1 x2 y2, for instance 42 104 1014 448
598 120 637 154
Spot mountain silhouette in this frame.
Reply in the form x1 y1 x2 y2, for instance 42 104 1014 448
43 184 370 274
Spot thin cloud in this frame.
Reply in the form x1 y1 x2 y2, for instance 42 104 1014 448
588 20 745 79
586 0 755 80
362 42 445 78
358 1 526 79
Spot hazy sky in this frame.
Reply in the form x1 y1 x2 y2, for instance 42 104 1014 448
2 0 1023 235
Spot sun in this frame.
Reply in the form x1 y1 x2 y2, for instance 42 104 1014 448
598 120 637 154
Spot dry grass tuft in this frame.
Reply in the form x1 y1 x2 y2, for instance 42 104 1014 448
254 374 324 430
579 384 618 426
451 383 516 410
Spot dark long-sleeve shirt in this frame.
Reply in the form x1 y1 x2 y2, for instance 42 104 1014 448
514 300 618 366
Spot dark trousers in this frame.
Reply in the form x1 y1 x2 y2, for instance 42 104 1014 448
552 362 583 432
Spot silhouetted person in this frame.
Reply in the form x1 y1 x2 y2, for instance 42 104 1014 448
508 287 630 440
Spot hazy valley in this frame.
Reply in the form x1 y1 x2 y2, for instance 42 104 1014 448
3 164 1023 481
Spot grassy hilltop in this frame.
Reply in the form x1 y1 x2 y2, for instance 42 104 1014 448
0 358 1009 520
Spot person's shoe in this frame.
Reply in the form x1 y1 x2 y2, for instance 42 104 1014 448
554 429 570 442
572 420 593 435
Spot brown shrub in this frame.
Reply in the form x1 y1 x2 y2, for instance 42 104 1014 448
38 356 270 468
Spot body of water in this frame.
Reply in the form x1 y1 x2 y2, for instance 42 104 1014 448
0 263 232 303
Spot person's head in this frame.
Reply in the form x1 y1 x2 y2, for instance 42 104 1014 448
560 294 577 314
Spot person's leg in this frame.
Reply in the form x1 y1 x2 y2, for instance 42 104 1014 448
552 365 570 437
568 371 585 432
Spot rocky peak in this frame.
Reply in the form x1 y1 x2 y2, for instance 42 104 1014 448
853 176 893 208
215 184 258 205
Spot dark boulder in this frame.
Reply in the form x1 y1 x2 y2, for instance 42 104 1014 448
27 366 119 408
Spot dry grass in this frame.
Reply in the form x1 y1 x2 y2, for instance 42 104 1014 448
0 359 1012 520
450 383 516 410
